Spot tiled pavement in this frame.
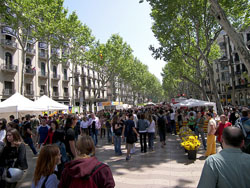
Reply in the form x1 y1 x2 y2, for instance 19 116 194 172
18 134 220 188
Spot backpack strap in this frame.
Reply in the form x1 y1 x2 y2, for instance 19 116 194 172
83 162 105 180
41 176 49 188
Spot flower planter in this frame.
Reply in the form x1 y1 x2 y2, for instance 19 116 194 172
187 150 197 160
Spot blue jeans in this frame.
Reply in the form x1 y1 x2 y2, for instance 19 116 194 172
107 128 112 143
114 135 122 154
91 129 99 146
148 132 155 149
195 127 207 149
24 137 37 155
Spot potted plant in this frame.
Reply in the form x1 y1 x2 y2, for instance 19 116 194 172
181 136 201 160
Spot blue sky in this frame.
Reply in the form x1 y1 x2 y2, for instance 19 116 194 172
63 0 165 82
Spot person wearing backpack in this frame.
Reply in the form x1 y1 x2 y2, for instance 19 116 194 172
157 110 167 148
58 135 115 188
138 113 149 153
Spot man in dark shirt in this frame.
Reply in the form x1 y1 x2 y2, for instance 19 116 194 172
123 114 139 161
23 114 37 155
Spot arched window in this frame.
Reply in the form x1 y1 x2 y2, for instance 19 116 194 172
41 62 46 75
5 52 12 66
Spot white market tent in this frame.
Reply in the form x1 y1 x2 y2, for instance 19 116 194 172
173 99 217 113
33 95 68 111
0 92 44 116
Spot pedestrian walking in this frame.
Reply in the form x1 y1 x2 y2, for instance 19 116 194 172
123 114 139 161
147 114 155 151
138 113 149 153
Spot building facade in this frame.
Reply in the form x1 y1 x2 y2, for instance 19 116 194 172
0 24 135 112
210 29 250 106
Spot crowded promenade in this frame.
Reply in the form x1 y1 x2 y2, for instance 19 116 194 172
0 106 250 188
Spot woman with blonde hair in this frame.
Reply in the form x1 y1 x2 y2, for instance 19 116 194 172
59 135 115 188
32 145 61 188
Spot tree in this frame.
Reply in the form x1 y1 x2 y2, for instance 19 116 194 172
34 0 67 97
0 0 46 94
140 0 224 113
58 11 94 105
88 34 133 101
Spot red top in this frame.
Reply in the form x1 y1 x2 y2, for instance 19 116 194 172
217 122 232 142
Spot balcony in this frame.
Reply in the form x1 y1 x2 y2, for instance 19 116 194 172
74 69 81 75
1 64 18 73
64 92 69 98
62 76 70 82
24 68 36 76
51 74 60 80
74 81 81 87
1 26 16 36
26 48 36 56
88 72 93 78
24 90 34 97
82 84 89 89
2 89 15 96
38 71 48 79
52 92 59 98
38 50 47 59
1 39 17 50
40 90 47 96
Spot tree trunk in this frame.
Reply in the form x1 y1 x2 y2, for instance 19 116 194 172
47 44 51 97
71 65 75 106
209 0 250 73
206 62 224 114
226 35 236 106
20 50 26 95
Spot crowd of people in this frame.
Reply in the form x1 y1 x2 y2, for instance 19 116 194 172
0 105 249 187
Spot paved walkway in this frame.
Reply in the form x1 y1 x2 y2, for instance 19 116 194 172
18 134 219 188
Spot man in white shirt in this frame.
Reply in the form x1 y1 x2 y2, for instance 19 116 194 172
205 112 217 157
88 113 101 146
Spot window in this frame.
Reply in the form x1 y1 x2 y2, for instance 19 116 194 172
235 53 239 62
41 62 46 75
53 65 57 76
64 69 67 80
40 85 46 92
25 83 32 94
236 64 241 72
53 86 58 93
247 33 250 41
4 81 13 90
5 52 12 66
64 87 68 93
5 35 11 40
26 58 31 67
242 64 247 72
